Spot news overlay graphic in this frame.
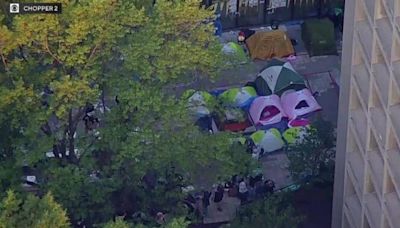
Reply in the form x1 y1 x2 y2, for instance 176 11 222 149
9 3 62 14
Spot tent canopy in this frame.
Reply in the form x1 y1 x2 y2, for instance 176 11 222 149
283 126 309 144
250 128 284 153
219 86 257 109
222 42 248 63
281 88 322 120
301 19 338 57
186 90 216 118
254 59 306 96
245 30 295 60
249 95 286 126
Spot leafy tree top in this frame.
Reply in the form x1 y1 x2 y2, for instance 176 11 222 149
0 190 70 228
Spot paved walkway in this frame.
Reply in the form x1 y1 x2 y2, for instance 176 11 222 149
203 192 241 224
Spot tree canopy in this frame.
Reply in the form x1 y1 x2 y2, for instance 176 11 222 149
0 0 252 226
0 191 70 228
285 117 336 183
226 193 304 228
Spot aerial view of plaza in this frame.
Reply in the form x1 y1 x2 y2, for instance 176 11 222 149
1 0 400 227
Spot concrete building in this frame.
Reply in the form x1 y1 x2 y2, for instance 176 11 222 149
332 0 400 227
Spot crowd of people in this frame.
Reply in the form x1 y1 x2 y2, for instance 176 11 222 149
186 174 276 219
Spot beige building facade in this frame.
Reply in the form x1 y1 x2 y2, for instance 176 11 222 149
332 0 400 227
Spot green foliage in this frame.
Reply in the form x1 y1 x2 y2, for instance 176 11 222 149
42 165 117 225
286 117 336 183
0 0 251 226
103 218 132 228
0 190 70 228
122 0 224 84
227 193 304 228
163 217 190 228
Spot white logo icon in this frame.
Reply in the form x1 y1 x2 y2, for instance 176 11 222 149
9 3 20 13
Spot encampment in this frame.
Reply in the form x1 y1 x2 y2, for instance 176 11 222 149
301 18 338 57
250 128 285 153
248 95 287 126
281 88 322 121
245 30 295 60
254 59 306 96
218 86 257 109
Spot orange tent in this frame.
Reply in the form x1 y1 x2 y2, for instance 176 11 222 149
245 30 295 60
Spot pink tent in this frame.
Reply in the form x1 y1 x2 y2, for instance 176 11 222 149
281 89 322 120
248 95 287 126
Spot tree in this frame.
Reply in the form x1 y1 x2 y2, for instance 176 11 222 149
103 218 132 228
0 190 70 228
0 0 251 226
227 193 304 228
285 117 336 183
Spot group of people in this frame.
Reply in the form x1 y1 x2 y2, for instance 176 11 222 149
190 174 276 218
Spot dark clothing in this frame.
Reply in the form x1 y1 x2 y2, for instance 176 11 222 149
203 191 211 207
265 180 276 194
238 191 248 203
255 184 266 196
249 174 263 188
214 189 224 203
85 104 95 114
228 186 238 197
231 175 239 186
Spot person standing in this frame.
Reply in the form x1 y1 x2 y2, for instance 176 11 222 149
265 179 276 195
213 185 224 212
238 179 249 204
202 190 211 217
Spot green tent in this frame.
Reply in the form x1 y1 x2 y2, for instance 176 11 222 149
283 126 308 144
254 59 306 96
184 90 216 117
250 128 285 153
301 18 338 57
222 42 248 64
218 86 257 108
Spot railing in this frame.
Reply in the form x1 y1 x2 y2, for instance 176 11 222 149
209 0 344 30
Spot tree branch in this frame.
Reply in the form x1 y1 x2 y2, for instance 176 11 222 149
83 44 99 70
0 52 8 71
44 36 63 64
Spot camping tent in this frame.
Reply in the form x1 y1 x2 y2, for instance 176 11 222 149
281 88 322 121
222 42 248 63
219 86 257 109
245 30 295 60
186 90 216 118
283 126 309 144
250 128 285 153
301 18 338 57
249 95 287 126
254 59 306 96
